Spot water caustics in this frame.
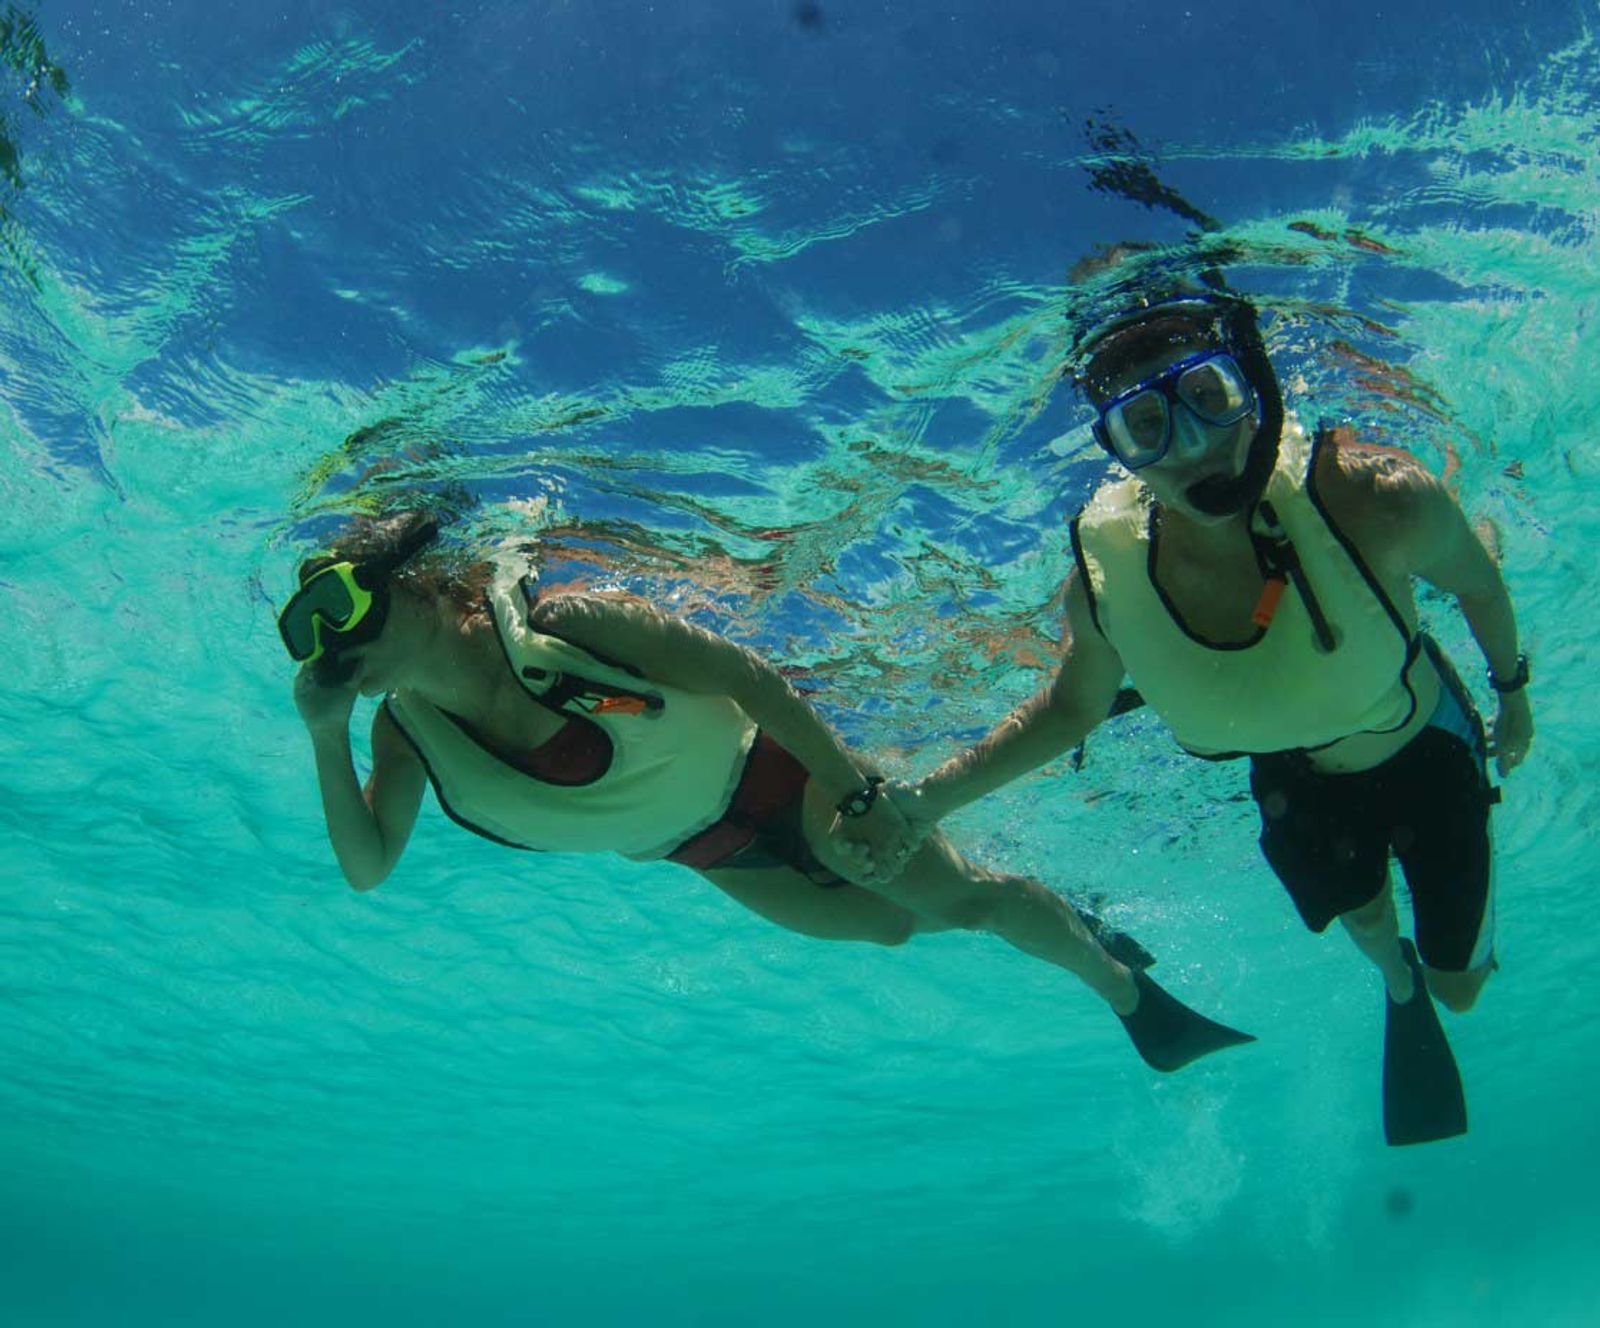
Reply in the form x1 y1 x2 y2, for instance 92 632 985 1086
1 3 1598 1325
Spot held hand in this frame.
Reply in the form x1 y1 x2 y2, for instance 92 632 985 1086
877 781 946 879
829 789 917 885
828 781 940 884
294 664 359 735
1489 690 1533 777
885 780 940 852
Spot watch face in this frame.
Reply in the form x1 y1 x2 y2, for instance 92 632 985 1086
839 781 881 817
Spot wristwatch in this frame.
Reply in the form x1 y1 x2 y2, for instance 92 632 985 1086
836 776 886 818
1488 654 1530 695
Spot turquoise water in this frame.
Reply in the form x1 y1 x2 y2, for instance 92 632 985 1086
2 2 1598 1323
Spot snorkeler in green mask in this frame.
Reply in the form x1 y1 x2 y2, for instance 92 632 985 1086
279 508 1254 1074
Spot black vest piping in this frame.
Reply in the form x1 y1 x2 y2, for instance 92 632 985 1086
1300 428 1418 656
1076 426 1425 759
1298 425 1422 743
1068 514 1105 637
381 698 541 852
1144 500 1267 652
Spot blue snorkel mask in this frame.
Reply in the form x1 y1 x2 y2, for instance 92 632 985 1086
1092 349 1259 471
1073 293 1284 516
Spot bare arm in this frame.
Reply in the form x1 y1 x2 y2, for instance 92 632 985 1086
911 568 1127 821
1399 472 1523 681
1331 442 1533 774
1397 465 1533 773
298 672 427 890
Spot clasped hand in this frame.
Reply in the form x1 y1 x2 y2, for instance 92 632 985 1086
828 782 938 884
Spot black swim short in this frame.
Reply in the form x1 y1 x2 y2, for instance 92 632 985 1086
1248 665 1495 973
665 733 847 887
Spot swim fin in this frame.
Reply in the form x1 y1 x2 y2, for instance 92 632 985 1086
1118 970 1256 1073
1382 938 1467 1146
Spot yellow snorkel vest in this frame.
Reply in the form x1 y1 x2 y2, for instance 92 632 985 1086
1072 424 1421 757
386 566 757 858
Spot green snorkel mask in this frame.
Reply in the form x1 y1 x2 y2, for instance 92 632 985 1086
277 515 440 679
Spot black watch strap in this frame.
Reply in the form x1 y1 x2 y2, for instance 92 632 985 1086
836 776 885 818
1488 654 1530 694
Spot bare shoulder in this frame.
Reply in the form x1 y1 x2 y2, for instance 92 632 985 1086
529 588 730 676
1317 427 1438 507
530 589 663 637
1314 427 1446 556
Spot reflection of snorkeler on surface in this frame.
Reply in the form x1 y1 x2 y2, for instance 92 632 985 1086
279 510 1254 1072
853 289 1532 1143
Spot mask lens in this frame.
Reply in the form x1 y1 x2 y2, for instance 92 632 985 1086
279 566 360 661
1103 391 1170 468
1177 355 1252 424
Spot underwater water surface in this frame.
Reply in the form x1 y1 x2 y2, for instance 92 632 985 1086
2 1 1599 1324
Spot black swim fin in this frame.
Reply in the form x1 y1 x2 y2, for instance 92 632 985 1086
1382 939 1468 1146
1118 970 1256 1073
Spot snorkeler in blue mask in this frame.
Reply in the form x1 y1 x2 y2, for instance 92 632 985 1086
864 289 1533 1144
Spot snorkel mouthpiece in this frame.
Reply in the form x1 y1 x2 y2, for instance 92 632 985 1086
1185 471 1256 516
314 652 362 686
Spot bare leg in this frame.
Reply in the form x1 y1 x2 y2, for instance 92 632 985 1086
696 863 935 946
797 780 1139 1014
1425 962 1491 1013
1339 877 1415 1001
684 781 1247 1070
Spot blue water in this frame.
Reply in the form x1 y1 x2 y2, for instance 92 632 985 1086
3 1 1599 1323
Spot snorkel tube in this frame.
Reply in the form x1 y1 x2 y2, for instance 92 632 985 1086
1191 296 1283 517
1075 292 1284 517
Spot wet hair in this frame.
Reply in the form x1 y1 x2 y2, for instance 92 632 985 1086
1077 306 1233 404
298 509 487 619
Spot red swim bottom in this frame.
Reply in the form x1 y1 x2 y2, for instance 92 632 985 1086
665 734 844 885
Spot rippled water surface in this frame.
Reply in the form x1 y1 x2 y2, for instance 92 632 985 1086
2 2 1598 1324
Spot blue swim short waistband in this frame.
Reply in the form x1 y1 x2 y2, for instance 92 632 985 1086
1426 665 1483 755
